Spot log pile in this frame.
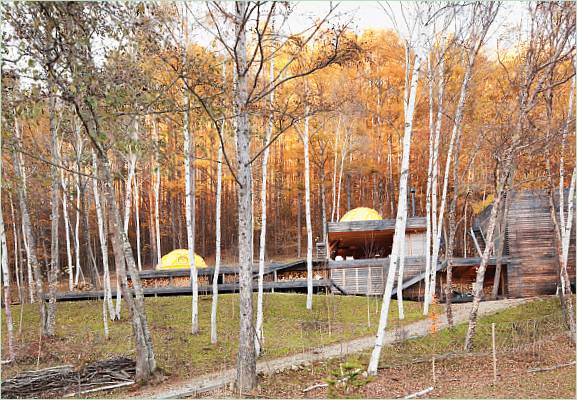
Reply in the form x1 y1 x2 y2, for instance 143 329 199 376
1 357 135 398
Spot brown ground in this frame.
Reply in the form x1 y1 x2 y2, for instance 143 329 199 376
204 334 575 399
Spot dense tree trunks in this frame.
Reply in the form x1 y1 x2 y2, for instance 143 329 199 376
368 47 422 375
99 154 157 382
234 2 257 391
12 115 48 334
92 152 116 323
47 94 60 337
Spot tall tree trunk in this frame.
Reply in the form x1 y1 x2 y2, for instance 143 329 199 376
182 10 199 334
153 119 162 268
211 144 223 344
427 38 475 314
464 169 509 351
1 127 15 361
491 192 510 299
234 2 257 390
297 191 302 258
330 117 341 222
256 47 275 355
134 175 142 271
303 101 314 310
546 160 576 341
61 170 74 291
73 123 83 287
368 48 422 375
9 195 23 305
92 152 116 323
46 94 60 337
98 153 157 381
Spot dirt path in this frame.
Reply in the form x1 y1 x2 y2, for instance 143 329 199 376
130 298 530 399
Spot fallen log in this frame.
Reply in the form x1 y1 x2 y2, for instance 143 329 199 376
528 361 575 373
403 386 434 399
302 382 328 393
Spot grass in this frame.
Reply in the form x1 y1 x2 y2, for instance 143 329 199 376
254 296 573 399
1 293 438 380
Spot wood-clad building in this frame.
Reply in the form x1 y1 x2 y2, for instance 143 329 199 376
327 217 428 295
474 190 576 298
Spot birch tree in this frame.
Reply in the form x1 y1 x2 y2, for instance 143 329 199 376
464 2 574 350
368 2 428 375
303 99 314 310
46 91 60 336
9 106 49 334
256 36 275 355
1 115 15 361
191 1 350 389
5 2 159 380
181 5 199 335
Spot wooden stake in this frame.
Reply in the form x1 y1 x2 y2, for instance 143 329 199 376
492 322 497 384
432 356 436 384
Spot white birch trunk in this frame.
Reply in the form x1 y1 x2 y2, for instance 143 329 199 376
182 10 199 334
12 113 48 333
562 168 576 268
303 101 313 310
368 51 422 375
133 175 142 271
234 2 257 389
92 152 116 323
423 53 435 310
211 144 223 344
330 117 342 222
8 196 21 304
336 129 348 221
73 122 83 287
397 232 406 319
152 119 162 268
256 48 275 355
61 170 74 291
46 94 60 336
1 130 15 360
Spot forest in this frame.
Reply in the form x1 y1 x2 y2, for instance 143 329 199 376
1 1 575 397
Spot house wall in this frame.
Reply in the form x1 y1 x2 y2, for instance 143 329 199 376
501 191 576 297
329 257 426 295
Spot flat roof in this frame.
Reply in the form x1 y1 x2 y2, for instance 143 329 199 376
327 217 427 234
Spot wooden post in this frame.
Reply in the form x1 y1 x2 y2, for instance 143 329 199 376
492 322 497 384
432 356 436 384
272 270 277 293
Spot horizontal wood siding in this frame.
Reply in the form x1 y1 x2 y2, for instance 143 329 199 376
504 190 576 297
329 257 426 295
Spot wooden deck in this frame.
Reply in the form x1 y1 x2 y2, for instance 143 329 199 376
50 279 332 302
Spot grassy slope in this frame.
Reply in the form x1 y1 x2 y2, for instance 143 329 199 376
254 296 575 399
1 293 437 380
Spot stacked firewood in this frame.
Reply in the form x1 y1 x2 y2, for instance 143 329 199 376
1 357 135 398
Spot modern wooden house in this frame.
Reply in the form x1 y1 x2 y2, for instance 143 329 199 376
327 210 430 296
